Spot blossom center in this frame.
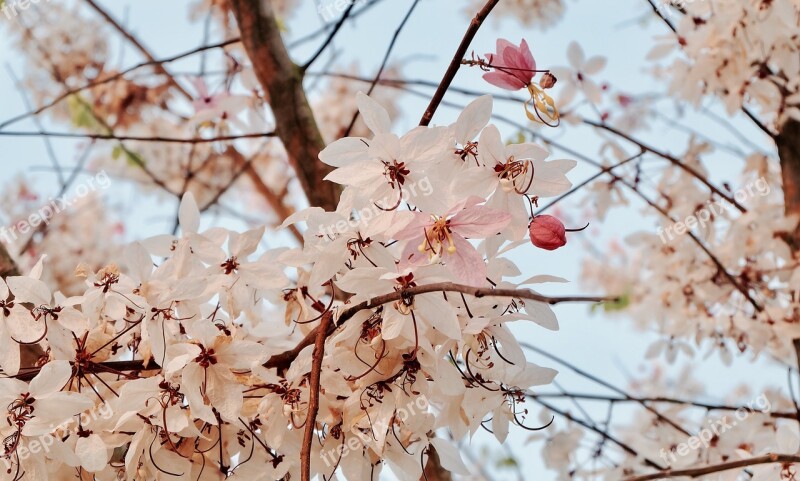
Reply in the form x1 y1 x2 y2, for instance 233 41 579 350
418 217 456 257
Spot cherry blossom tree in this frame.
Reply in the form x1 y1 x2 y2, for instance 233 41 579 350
0 0 798 480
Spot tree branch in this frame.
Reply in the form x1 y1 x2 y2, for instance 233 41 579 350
83 0 192 100
301 311 334 481
0 130 275 143
419 0 500 126
624 453 800 481
227 0 339 211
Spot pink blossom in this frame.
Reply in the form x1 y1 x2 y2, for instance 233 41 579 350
394 197 511 287
529 215 567 250
190 77 229 113
483 38 537 91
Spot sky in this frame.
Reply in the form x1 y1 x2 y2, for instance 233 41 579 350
0 0 785 479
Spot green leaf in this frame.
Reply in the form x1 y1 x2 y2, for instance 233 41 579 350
591 290 631 313
496 456 519 468
111 145 123 160
67 95 102 131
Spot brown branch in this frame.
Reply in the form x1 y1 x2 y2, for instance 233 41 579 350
423 444 453 481
522 343 693 437
225 146 304 244
11 284 609 380
0 244 20 278
301 311 334 481
532 396 665 470
624 453 800 481
266 283 614 373
227 0 339 211
300 1 357 71
528 392 796 419
83 0 192 100
419 0 500 126
0 130 275 143
583 119 747 213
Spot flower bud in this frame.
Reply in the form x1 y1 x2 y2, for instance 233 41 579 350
529 215 567 250
539 72 557 89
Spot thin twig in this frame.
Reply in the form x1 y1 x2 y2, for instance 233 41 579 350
624 453 800 481
83 0 192 99
0 130 275 143
343 0 421 137
419 0 500 126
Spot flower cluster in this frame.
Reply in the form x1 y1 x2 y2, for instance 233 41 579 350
648 0 800 128
0 92 580 480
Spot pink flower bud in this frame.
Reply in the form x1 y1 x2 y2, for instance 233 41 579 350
529 215 567 250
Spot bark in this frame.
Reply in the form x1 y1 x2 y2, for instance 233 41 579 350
226 0 339 212
0 243 20 278
779 118 800 225
423 446 453 481
779 119 800 416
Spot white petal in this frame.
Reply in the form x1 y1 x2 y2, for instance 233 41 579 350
455 95 492 144
7 275 50 305
76 434 110 472
178 192 200 234
29 360 72 397
356 91 391 134
430 438 470 475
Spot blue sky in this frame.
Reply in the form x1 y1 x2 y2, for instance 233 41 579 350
0 0 784 478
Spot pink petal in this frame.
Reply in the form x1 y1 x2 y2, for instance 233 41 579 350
495 38 516 56
520 39 536 72
482 71 525 91
451 205 511 238
445 236 488 287
398 238 429 269
393 213 433 240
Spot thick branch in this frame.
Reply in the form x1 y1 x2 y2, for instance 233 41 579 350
779 119 800 229
227 0 339 211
